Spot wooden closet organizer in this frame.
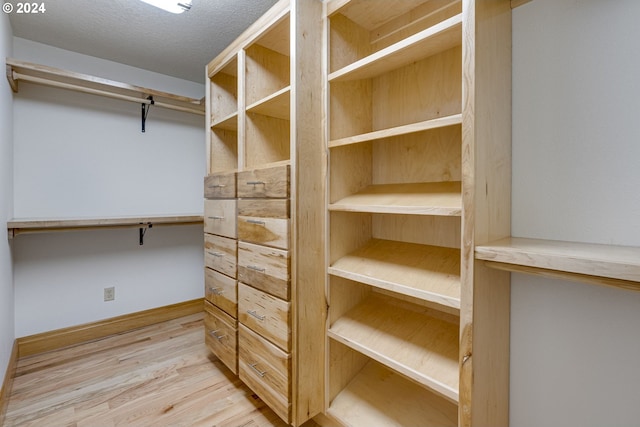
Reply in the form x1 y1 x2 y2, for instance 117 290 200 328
203 0 324 425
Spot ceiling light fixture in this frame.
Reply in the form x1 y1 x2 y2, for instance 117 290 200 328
139 0 192 14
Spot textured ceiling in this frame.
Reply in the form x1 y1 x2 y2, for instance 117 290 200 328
9 0 279 83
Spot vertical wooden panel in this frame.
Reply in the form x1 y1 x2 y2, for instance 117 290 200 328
460 0 511 425
291 0 326 425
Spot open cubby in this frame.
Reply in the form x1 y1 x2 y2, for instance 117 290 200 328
329 211 461 312
245 16 290 107
245 112 290 168
210 57 238 128
329 45 462 141
328 0 462 74
209 129 238 173
329 125 462 214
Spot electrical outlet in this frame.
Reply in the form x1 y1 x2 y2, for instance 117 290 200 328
104 286 115 302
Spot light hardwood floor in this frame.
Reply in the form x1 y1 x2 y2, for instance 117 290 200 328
4 313 296 427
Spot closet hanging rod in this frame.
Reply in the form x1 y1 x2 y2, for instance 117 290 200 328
11 71 205 116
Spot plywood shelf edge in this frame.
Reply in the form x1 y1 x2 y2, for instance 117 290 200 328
476 237 640 290
328 114 462 148
6 58 205 116
7 214 203 239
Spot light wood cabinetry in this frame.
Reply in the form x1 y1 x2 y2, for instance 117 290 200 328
205 0 324 425
324 0 511 426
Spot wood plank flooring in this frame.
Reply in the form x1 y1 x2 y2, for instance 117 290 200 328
4 313 293 427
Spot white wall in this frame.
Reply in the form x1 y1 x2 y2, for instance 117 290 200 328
0 12 15 382
511 0 640 426
12 39 206 337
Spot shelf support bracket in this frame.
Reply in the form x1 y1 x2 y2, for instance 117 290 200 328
139 223 153 245
6 66 18 92
141 96 154 133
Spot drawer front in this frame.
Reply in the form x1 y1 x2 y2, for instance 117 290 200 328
204 199 237 238
205 268 237 318
237 199 289 219
204 172 236 199
204 233 237 278
238 324 291 424
238 216 289 250
237 165 290 198
237 242 290 300
204 301 237 374
238 283 290 351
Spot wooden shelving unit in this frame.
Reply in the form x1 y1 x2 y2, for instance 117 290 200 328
6 58 205 116
325 0 512 426
476 237 640 291
205 1 325 425
7 214 203 239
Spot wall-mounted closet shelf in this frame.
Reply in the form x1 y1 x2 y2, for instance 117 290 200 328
7 214 203 239
5 58 205 117
476 237 640 291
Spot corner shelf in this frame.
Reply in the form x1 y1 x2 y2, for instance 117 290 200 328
6 58 205 116
475 237 640 291
7 214 203 239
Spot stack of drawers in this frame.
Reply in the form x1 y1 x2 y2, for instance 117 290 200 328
236 164 292 423
203 171 238 374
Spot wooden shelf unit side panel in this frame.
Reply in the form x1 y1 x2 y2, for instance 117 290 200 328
328 12 373 74
329 79 372 141
372 125 462 185
459 0 512 426
327 339 369 404
290 0 326 424
372 45 462 132
210 129 239 173
329 143 372 204
329 212 372 266
245 44 290 107
210 61 238 125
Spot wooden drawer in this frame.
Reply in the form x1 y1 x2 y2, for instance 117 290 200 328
238 242 290 300
238 199 290 249
204 233 237 278
204 172 236 199
205 268 237 318
237 164 290 198
204 301 237 374
238 283 290 352
204 199 237 238
238 324 291 424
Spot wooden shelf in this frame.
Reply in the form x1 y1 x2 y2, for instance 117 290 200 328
6 58 204 116
246 86 291 120
329 238 460 311
476 237 640 291
328 13 462 82
211 112 238 131
328 114 462 148
329 182 461 216
327 360 457 427
7 214 203 238
328 294 460 402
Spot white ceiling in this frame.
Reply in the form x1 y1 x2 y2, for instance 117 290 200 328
8 0 279 83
